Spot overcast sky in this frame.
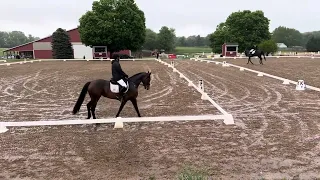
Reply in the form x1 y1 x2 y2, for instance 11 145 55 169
1 0 319 38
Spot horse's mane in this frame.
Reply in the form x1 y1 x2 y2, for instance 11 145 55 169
129 72 146 79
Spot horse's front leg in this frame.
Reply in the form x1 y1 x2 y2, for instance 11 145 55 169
130 98 141 117
249 57 254 64
115 99 128 117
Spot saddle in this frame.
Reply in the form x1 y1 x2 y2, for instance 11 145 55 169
110 78 129 93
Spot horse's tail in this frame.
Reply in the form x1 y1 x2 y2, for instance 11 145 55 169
72 81 91 114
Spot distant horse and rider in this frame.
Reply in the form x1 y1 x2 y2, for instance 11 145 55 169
72 54 151 129
244 45 266 65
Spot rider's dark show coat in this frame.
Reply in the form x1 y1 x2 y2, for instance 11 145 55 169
111 60 128 81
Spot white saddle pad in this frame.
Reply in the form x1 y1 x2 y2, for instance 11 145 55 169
110 82 129 93
110 83 120 93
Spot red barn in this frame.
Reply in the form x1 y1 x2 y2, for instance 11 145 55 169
3 28 131 59
222 43 238 57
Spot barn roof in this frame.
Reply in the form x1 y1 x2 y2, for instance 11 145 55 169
224 42 239 46
4 27 78 52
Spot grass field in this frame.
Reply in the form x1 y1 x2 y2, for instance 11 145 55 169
174 46 212 54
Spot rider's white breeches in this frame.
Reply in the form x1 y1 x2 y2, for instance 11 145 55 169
117 79 127 88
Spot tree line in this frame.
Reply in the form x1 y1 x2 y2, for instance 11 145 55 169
271 26 320 52
129 27 210 53
0 31 40 48
207 10 320 54
11 0 320 60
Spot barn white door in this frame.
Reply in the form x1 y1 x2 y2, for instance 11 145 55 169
73 44 93 59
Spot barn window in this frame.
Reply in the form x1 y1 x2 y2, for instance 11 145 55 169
226 46 237 51
94 47 106 52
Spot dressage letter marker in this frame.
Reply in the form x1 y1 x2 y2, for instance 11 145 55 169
296 80 306 90
198 80 204 91
222 61 229 67
198 80 208 100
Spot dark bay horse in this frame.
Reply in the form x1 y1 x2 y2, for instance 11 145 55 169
72 71 151 123
244 49 266 65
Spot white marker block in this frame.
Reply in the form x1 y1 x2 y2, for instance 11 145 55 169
257 72 263 76
240 67 244 71
207 61 210 63
0 126 8 133
215 62 220 65
201 93 208 100
188 81 193 86
282 79 290 85
223 114 235 125
114 117 124 128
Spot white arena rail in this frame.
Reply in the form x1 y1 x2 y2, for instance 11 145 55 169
207 55 320 60
156 59 234 125
0 58 157 66
0 115 225 133
0 57 235 134
191 58 320 92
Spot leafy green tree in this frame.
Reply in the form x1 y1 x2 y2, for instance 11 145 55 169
271 26 303 47
78 0 146 56
225 10 270 51
258 39 278 54
306 36 320 52
302 31 320 47
0 31 40 48
208 22 229 53
157 26 176 52
209 10 270 53
143 28 158 50
176 36 187 46
51 28 74 59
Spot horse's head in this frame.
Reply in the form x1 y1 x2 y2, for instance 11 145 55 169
142 71 151 90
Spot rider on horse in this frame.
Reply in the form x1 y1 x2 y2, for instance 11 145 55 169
249 45 258 55
111 55 129 101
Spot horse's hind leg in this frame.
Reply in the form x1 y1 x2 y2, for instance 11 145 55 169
91 99 98 119
86 101 92 119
